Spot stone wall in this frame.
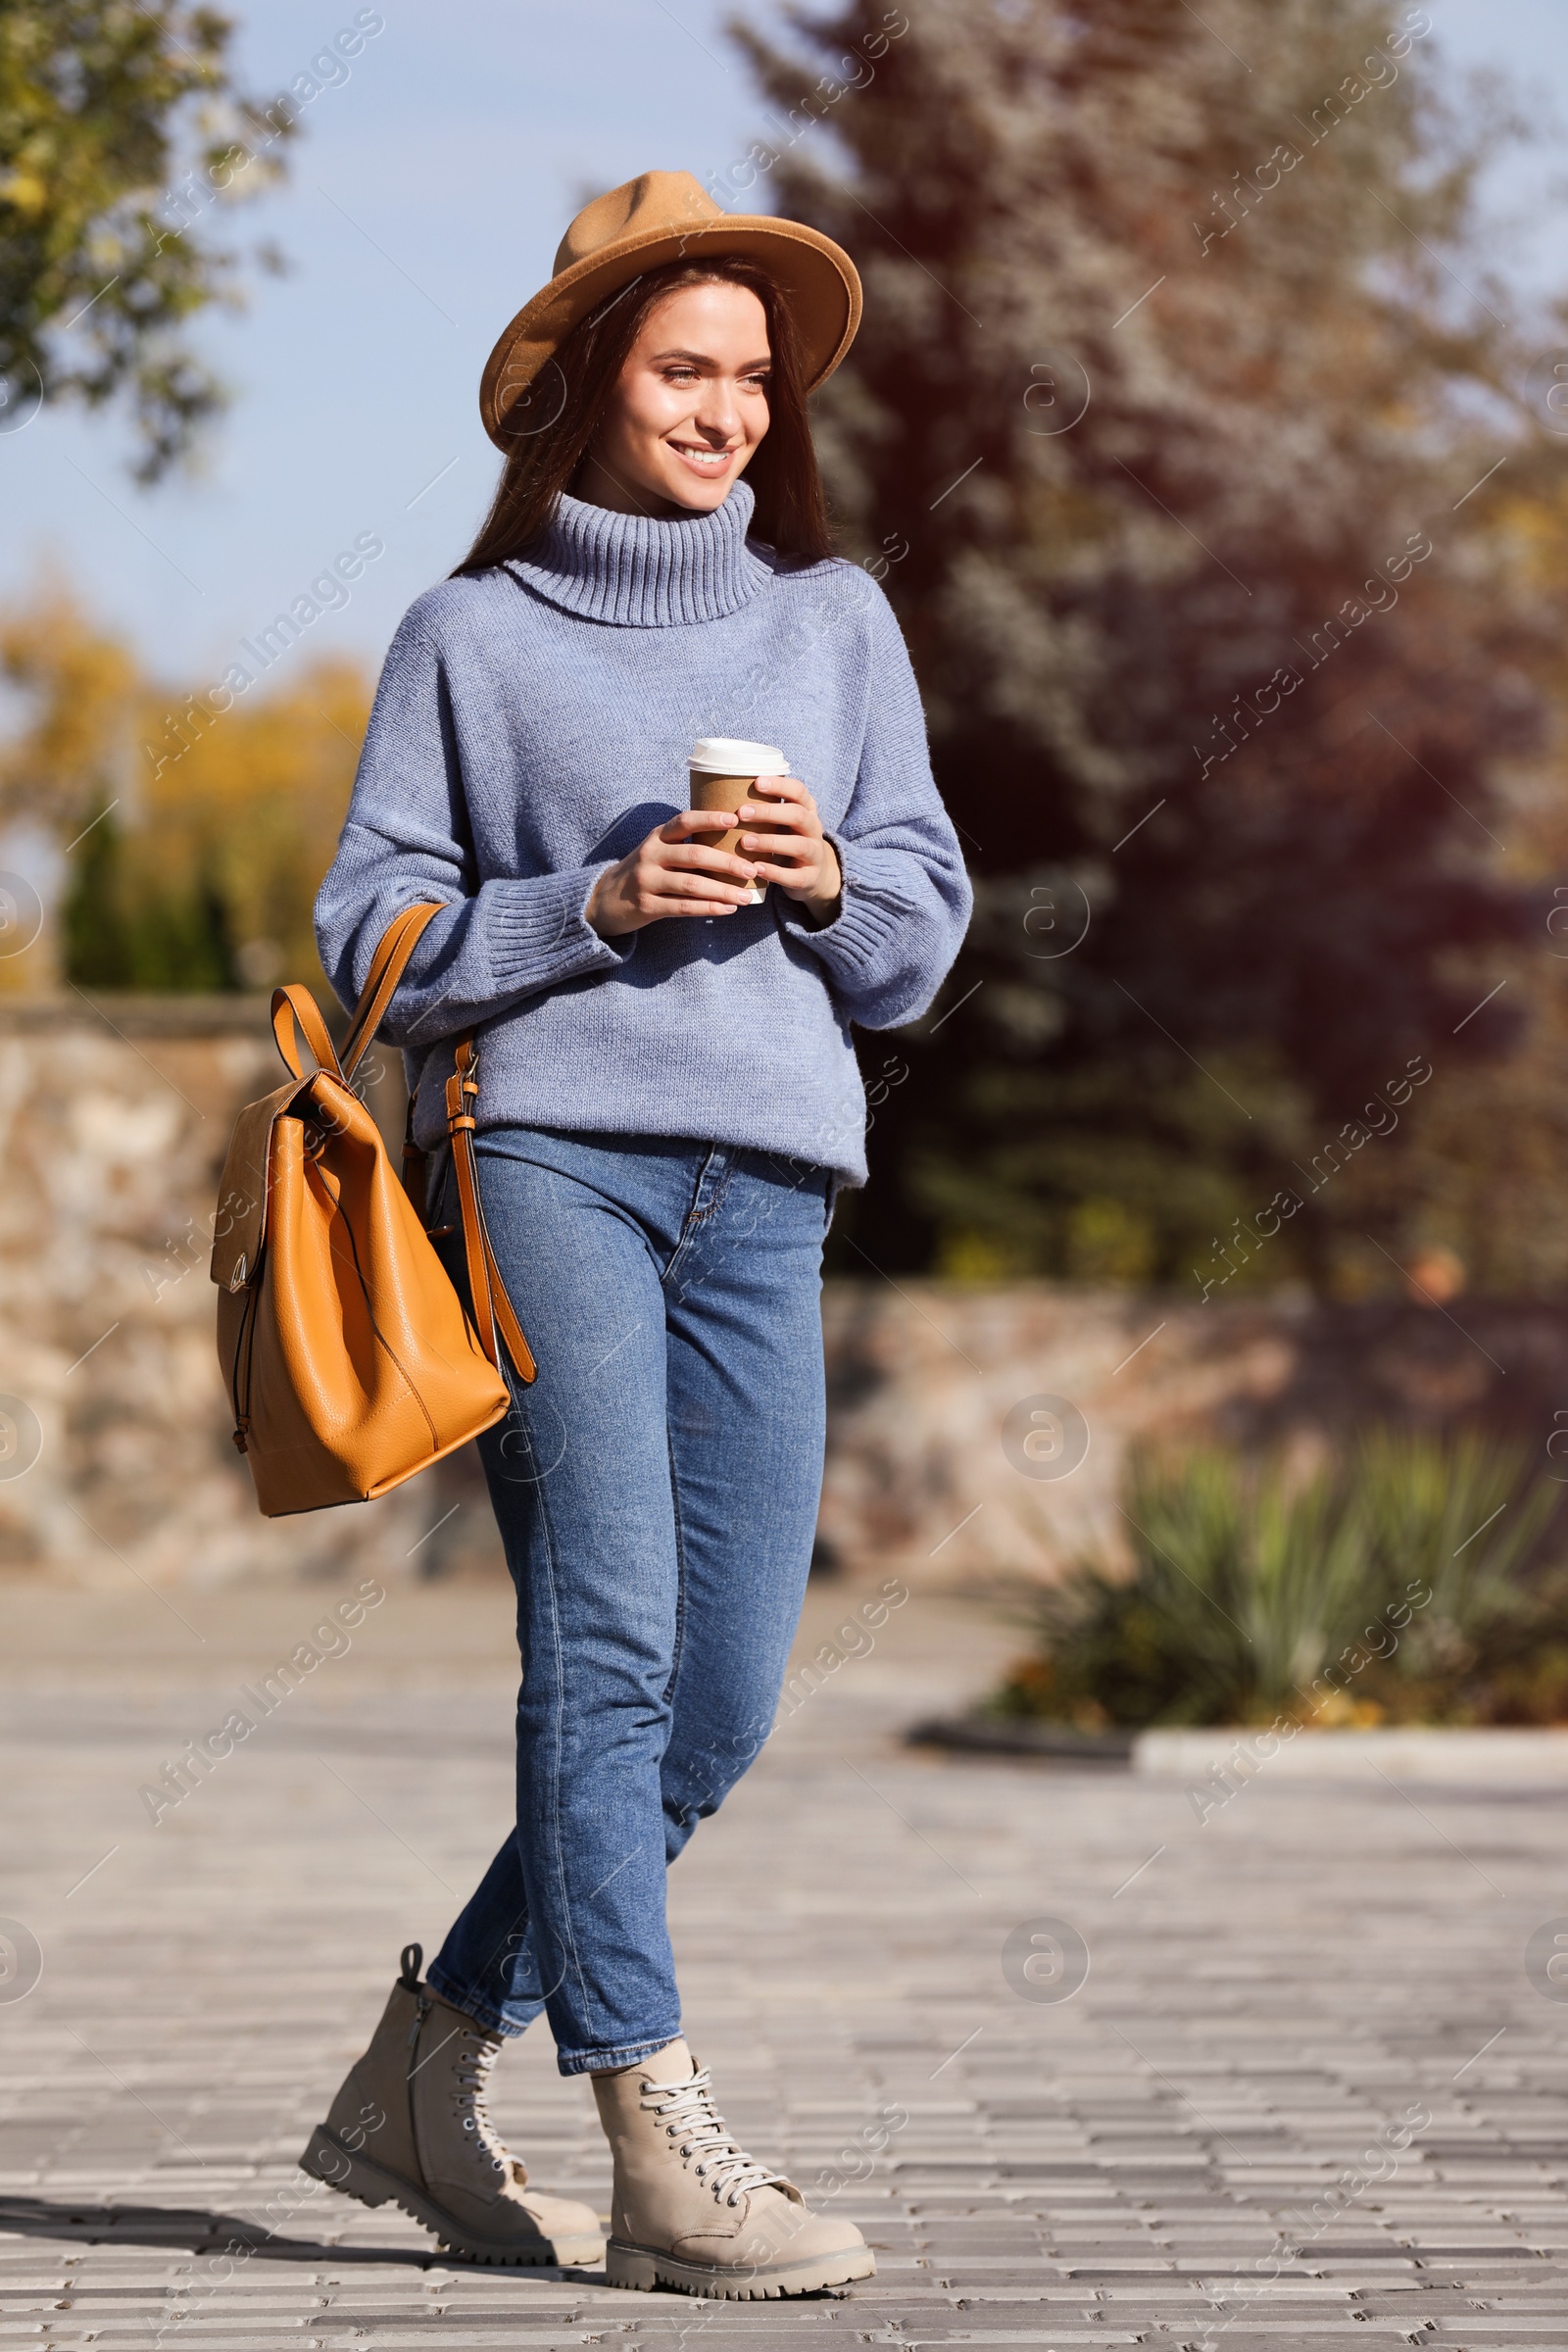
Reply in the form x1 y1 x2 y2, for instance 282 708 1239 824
0 997 419 1591
3 999 1564 1590
816 1283 1568 1584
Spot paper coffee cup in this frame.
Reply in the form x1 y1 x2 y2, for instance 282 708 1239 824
688 738 790 906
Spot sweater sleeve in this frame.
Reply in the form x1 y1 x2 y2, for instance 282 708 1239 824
776 579 972 1029
313 610 631 1047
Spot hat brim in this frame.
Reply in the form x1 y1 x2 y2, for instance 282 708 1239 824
479 216 861 449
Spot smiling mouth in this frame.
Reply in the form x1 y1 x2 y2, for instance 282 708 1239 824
668 443 736 471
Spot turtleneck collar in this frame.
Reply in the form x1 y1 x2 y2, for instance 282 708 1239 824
505 477 772 627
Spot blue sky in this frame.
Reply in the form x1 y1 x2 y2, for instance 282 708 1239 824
2 0 1564 697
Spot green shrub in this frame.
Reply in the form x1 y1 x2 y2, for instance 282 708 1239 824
993 1434 1565 1730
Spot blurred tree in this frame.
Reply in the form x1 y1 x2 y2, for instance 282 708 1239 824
738 0 1565 1293
0 1 293 476
1366 478 1568 1298
0 579 138 840
131 651 369 991
59 803 134 986
1 585 368 990
59 800 238 989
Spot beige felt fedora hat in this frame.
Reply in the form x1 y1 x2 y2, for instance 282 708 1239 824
479 171 861 448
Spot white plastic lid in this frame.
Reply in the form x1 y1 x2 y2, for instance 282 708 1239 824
689 737 789 775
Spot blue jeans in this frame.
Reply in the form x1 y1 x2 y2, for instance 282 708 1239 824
424 1128 832 2075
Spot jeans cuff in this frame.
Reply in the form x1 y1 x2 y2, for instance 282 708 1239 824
556 2028 685 2079
424 1963 532 2040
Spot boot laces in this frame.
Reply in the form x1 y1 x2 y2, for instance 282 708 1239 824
452 2026 513 2178
641 2065 787 2209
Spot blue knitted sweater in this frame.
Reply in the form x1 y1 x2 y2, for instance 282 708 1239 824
314 479 971 1185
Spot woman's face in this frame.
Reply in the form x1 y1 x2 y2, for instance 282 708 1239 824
583 281 771 518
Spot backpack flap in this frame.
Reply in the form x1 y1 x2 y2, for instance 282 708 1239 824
209 1077 305 1293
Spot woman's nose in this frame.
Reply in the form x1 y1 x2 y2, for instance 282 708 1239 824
692 381 742 442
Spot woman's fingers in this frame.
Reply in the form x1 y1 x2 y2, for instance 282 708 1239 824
739 810 813 844
651 866 755 903
642 877 747 914
654 858 757 894
590 813 761 936
739 771 808 808
662 808 737 842
596 799 817 932
643 897 743 917
746 839 813 873
737 779 819 854
741 836 819 884
741 825 813 858
637 846 757 906
659 839 758 880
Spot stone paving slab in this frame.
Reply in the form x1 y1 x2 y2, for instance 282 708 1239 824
1 1578 1566 2349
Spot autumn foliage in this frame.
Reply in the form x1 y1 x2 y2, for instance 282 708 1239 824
0 586 368 993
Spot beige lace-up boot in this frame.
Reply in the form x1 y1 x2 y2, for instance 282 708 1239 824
301 1944 604 2267
592 2038 875 2297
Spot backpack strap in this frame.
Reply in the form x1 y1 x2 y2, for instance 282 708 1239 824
340 900 446 1082
445 1036 537 1384
347 903 536 1389
270 986 344 1083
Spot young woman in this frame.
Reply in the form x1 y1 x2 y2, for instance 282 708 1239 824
302 172 971 2299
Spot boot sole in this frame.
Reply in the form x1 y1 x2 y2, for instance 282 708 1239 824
300 2124 605 2268
604 2234 876 2299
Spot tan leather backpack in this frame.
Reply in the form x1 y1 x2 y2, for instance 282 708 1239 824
210 902 535 1517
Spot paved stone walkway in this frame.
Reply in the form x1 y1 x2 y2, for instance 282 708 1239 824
2 1574 1565 2348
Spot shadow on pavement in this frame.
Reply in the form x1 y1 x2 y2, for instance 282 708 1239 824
0 2193 599 2278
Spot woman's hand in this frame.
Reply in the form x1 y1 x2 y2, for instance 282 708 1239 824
736 775 842 920
585 809 760 938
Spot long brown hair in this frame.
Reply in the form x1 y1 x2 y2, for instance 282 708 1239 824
455 257 833 572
